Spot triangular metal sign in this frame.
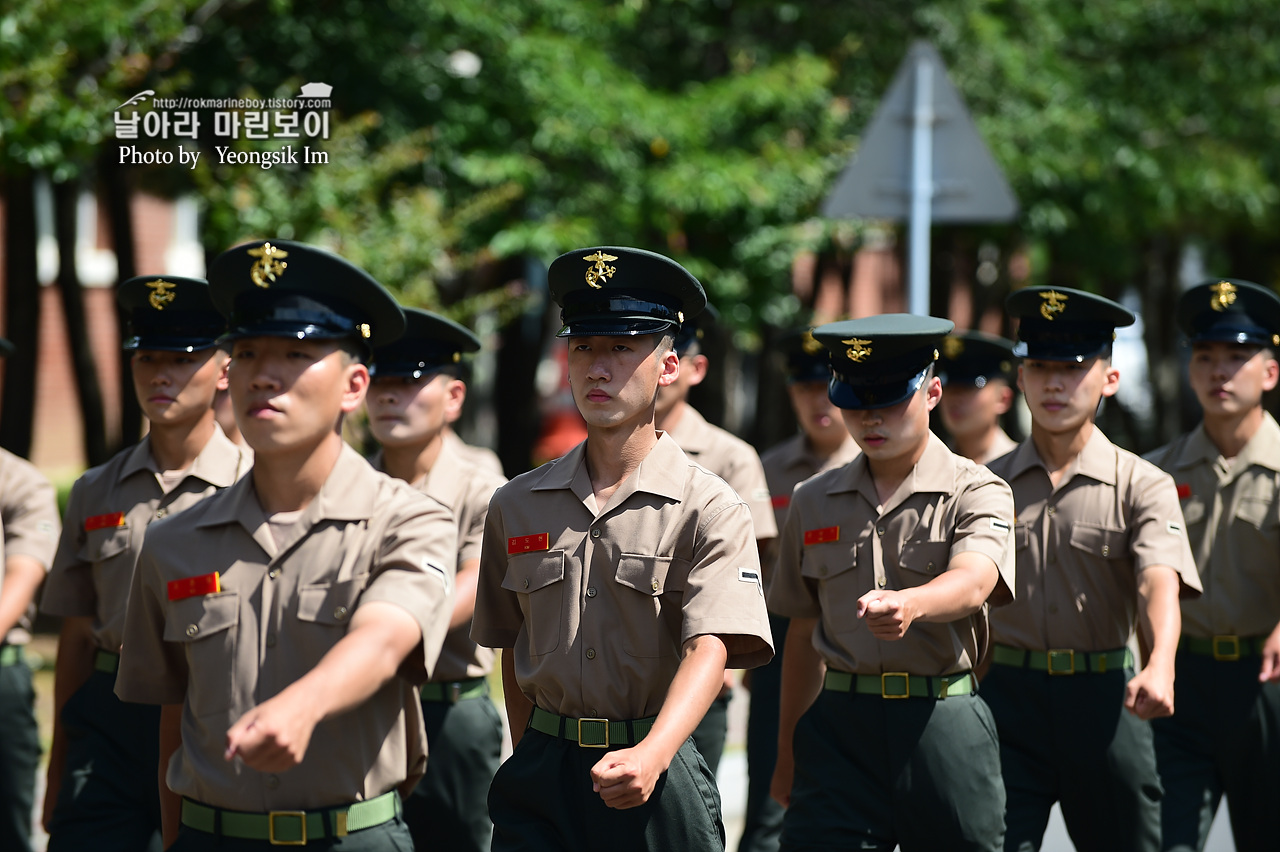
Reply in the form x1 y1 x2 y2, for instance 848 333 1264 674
822 41 1018 223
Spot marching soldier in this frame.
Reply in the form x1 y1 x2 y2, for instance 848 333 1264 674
769 314 1015 852
1145 279 1280 852
937 331 1019 464
41 276 248 851
366 307 507 852
472 246 774 851
985 287 1201 852
116 240 457 851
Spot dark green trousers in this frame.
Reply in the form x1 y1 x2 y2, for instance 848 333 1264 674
170 814 414 851
1153 649 1280 852
403 686 502 852
737 613 786 852
690 692 730 776
982 664 1161 852
489 727 724 852
781 688 1005 852
0 652 39 852
46 669 162 852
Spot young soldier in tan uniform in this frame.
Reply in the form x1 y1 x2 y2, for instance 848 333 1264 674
116 240 457 851
0 357 60 852
654 305 776 774
39 276 246 852
769 315 1015 852
738 326 857 852
472 246 774 851
366 307 507 852
1145 279 1280 852
937 331 1019 464
986 286 1200 852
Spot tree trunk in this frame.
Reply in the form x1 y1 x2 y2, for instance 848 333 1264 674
53 179 110 467
101 146 142 451
0 173 41 459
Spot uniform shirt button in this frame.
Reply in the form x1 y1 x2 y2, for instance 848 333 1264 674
585 648 596 660
266 633 277 648
651 578 660 592
590 528 601 539
333 606 348 621
155 508 168 519
926 561 935 570
876 526 885 536
185 624 199 637
586 587 597 598
523 579 529 589
264 775 280 790
1047 506 1056 516
877 579 887 589
268 568 281 580
1101 545 1110 556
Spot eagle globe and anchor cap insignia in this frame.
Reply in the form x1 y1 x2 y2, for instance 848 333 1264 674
146 279 176 310
1039 290 1069 321
247 242 289 288
842 337 873 362
942 336 965 359
801 329 824 355
582 251 617 289
1210 280 1237 312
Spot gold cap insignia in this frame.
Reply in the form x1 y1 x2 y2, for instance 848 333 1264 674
146 279 176 311
357 323 371 339
583 251 618 289
677 311 685 324
452 351 461 363
941 337 964 359
801 329 823 355
1039 290 1068 321
247 242 289 289
841 337 873 362
999 360 1011 373
1210 280 1237 312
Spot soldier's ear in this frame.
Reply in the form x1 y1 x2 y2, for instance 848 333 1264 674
1263 353 1279 393
657 347 681 387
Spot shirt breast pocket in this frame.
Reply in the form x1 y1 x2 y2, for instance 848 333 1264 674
501 551 565 656
898 540 951 586
81 526 131 571
1068 523 1128 561
800 542 861 634
296 576 366 626
165 591 238 717
615 554 688 658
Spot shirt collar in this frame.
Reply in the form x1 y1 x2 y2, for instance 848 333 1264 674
530 431 686 505
1004 427 1118 486
118 425 246 487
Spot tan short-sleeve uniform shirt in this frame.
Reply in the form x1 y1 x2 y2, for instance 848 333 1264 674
0 448 60 644
41 428 248 652
1146 413 1280 639
768 433 1015 676
471 433 774 720
760 433 859 587
115 445 458 811
961 427 1018 466
666 405 777 541
987 428 1201 652
443 428 504 478
372 446 506 681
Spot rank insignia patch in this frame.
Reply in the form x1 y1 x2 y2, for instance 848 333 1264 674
508 533 550 554
167 572 221 602
803 526 839 546
85 512 126 532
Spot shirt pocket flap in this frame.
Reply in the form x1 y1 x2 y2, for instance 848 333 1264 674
1180 499 1206 526
296 577 366 625
799 542 857 581
1014 522 1031 550
1234 496 1275 529
501 550 565 594
1068 523 1126 558
165 591 239 642
81 526 131 563
616 554 685 596
899 540 951 576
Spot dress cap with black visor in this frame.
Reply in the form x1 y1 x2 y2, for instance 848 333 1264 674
1176 278 1280 349
548 246 706 338
208 239 405 354
937 331 1016 389
813 314 955 410
370 307 481 380
1006 286 1134 363
117 276 225 352
778 326 834 385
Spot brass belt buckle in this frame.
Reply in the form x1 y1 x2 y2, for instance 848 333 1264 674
1047 649 1075 675
1213 635 1241 661
881 672 910 699
268 810 307 846
577 717 610 748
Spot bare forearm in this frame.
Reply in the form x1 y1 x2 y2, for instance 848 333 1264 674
0 556 44 637
502 650 533 748
777 618 823 755
904 554 998 623
1138 566 1181 668
448 560 479 631
640 635 728 769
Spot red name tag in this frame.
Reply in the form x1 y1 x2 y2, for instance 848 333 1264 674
85 512 126 532
508 533 550 555
804 526 839 546
771 495 791 510
167 572 221 602
1176 483 1191 499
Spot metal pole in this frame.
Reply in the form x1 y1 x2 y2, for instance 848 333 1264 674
908 52 934 317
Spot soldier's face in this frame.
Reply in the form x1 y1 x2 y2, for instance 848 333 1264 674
567 334 679 430
131 348 229 429
227 336 368 454
1018 356 1118 435
787 380 845 447
840 376 940 464
1188 342 1278 419
939 380 1012 439
365 373 461 448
